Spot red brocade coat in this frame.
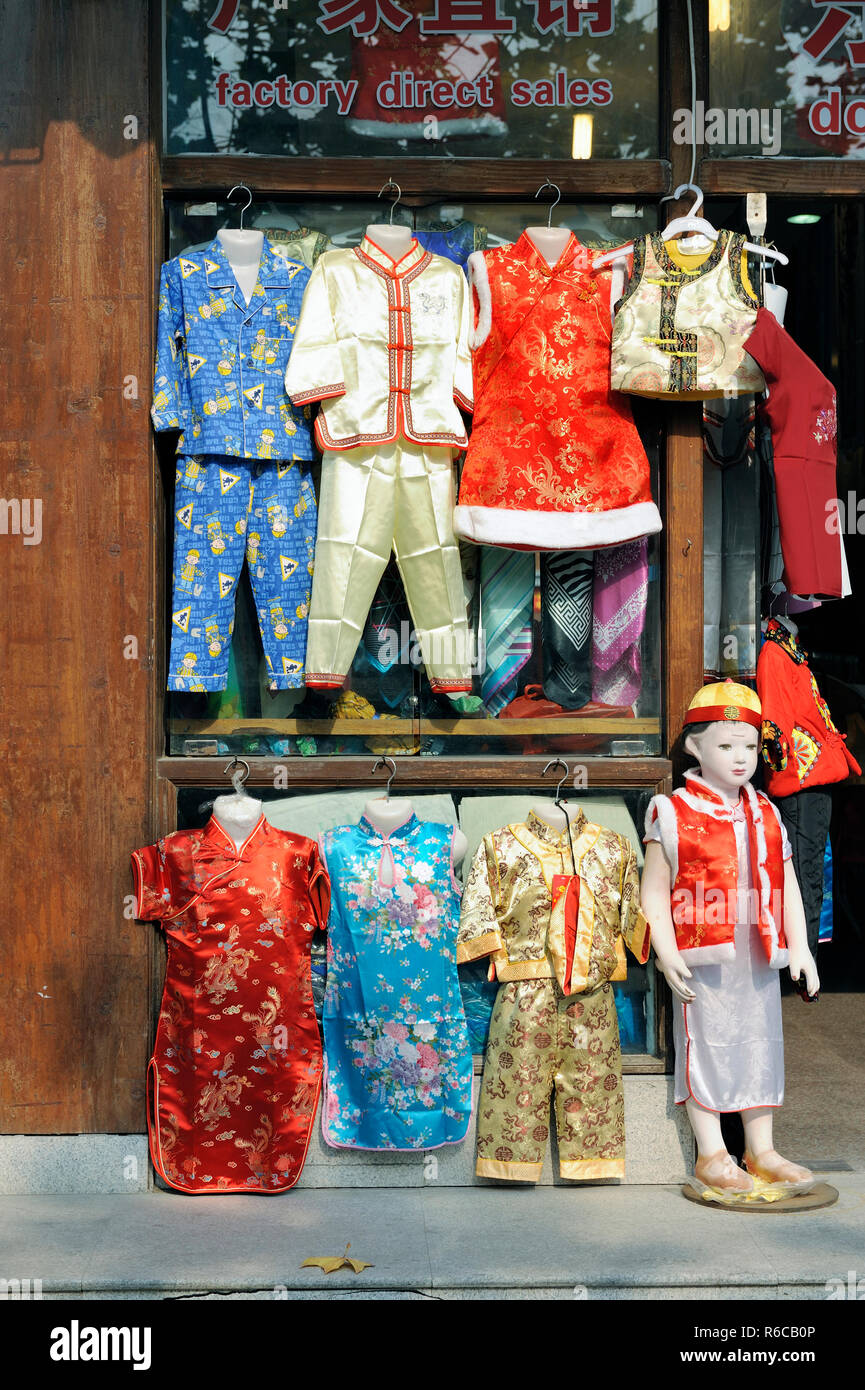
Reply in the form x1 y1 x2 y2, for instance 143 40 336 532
132 815 330 1194
453 232 662 551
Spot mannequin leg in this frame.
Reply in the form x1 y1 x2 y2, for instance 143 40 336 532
687 1100 753 1191
686 1098 724 1156
742 1106 814 1184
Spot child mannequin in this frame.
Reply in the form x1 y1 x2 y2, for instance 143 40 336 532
640 681 819 1193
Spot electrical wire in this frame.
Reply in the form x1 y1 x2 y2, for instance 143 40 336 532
686 0 697 188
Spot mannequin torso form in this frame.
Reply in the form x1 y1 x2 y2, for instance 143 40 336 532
212 792 263 852
529 798 570 831
363 797 467 886
524 225 572 268
216 227 264 305
365 223 413 260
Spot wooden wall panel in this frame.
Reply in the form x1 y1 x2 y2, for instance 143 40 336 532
0 1 156 1131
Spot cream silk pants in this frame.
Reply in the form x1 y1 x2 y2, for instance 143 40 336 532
305 439 473 693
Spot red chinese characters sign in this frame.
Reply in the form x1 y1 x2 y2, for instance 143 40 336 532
166 0 658 159
209 0 614 37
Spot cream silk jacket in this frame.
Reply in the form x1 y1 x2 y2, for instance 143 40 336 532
285 236 473 451
457 811 651 996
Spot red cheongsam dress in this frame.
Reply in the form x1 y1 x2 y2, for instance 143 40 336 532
454 232 662 551
131 814 330 1194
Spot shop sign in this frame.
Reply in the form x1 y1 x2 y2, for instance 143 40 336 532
164 0 658 159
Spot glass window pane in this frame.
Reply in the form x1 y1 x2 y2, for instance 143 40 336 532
161 198 663 762
164 0 659 158
709 0 865 158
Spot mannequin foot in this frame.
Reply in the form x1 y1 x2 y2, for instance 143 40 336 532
743 1149 813 1185
694 1149 754 1192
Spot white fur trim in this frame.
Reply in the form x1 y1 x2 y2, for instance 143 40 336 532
746 784 789 968
679 943 737 966
453 500 663 550
468 251 491 350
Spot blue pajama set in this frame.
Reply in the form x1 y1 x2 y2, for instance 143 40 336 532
151 237 317 691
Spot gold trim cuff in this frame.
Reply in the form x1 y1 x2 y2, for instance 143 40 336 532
494 959 554 981
456 930 502 965
476 1157 543 1182
559 1158 625 1181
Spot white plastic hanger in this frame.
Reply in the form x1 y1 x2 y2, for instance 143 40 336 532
593 185 789 268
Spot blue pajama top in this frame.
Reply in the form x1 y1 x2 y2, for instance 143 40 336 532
151 237 315 461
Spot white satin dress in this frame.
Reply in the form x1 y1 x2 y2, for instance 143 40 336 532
646 803 791 1112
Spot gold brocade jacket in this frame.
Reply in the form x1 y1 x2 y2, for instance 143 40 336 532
285 235 473 452
457 811 650 994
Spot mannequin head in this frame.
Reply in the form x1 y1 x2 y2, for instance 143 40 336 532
683 719 759 797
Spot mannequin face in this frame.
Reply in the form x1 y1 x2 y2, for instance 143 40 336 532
684 722 759 795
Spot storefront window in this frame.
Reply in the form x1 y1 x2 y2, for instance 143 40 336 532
162 197 663 761
164 0 659 158
709 0 865 157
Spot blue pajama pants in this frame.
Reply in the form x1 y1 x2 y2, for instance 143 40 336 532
169 454 317 691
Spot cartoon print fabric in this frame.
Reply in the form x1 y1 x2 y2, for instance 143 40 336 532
152 237 315 461
169 454 316 692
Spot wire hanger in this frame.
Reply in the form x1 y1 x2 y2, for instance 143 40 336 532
542 758 570 802
534 179 562 228
226 183 253 231
370 756 397 798
222 756 251 796
377 180 402 226
542 759 577 875
594 183 789 269
762 583 797 634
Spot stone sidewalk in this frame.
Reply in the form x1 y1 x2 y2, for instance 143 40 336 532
1 1174 863 1300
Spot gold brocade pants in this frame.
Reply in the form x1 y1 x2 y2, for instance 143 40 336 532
476 979 625 1182
305 439 473 693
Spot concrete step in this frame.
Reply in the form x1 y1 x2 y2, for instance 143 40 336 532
0 1178 861 1301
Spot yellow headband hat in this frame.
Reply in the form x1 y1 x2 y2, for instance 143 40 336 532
683 679 762 731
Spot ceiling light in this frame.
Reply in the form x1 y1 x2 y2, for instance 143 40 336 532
571 113 594 160
709 0 731 32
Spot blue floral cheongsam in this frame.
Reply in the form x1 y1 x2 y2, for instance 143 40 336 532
320 814 473 1151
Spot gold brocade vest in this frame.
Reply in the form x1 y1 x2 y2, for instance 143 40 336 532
610 230 766 399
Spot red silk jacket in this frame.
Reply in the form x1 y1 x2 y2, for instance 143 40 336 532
757 618 861 797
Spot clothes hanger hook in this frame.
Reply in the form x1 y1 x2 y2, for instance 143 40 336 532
377 180 402 227
660 182 704 218
223 756 251 793
226 183 253 230
542 757 570 804
535 179 562 229
370 756 397 798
